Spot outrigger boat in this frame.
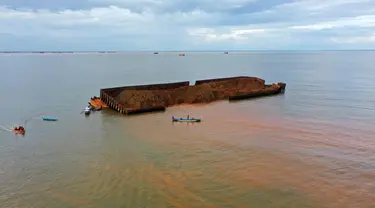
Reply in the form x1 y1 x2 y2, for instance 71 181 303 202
172 115 201 122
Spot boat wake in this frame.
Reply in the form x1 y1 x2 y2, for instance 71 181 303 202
23 113 45 126
0 113 44 134
0 124 13 132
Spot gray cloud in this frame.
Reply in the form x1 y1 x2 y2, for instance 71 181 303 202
0 0 375 50
0 0 93 10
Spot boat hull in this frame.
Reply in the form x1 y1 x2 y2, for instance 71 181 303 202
42 117 58 121
172 117 201 122
13 130 25 134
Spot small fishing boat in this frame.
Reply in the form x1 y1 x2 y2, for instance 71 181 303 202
83 107 91 115
12 126 25 135
172 116 201 122
13 129 25 134
42 117 58 121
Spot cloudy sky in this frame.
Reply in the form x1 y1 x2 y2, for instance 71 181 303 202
0 0 375 51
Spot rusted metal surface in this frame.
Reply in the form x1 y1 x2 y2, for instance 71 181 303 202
98 77 286 115
194 76 264 85
89 98 108 108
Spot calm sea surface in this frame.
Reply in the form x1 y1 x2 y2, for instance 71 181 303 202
1 51 375 208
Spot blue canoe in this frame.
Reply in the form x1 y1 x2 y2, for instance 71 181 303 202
42 117 58 121
172 116 201 122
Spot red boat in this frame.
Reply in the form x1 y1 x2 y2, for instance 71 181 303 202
13 126 25 135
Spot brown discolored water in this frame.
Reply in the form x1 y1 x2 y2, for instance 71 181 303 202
1 51 375 207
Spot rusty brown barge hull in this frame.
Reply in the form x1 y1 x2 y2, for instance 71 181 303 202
99 76 286 115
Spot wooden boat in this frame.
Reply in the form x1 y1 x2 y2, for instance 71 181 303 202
42 117 58 121
172 116 201 122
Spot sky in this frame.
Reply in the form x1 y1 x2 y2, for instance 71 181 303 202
0 0 375 51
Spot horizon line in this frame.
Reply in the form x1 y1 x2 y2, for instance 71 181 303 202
1 49 375 53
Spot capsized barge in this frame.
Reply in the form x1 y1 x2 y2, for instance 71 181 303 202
97 76 286 115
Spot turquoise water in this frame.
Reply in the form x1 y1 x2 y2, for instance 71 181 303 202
1 51 375 207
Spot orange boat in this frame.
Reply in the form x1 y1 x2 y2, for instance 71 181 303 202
13 126 25 135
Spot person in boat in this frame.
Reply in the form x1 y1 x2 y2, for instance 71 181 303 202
14 126 24 131
187 114 195 119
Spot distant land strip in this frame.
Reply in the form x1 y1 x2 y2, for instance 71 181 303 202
1 50 374 54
